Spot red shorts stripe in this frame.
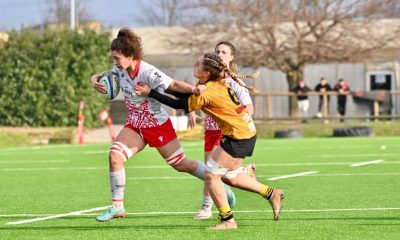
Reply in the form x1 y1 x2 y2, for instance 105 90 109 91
124 119 177 147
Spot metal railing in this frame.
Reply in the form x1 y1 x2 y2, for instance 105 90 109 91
252 90 400 121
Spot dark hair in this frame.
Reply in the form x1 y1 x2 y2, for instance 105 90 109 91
215 41 238 72
111 28 143 59
202 53 256 93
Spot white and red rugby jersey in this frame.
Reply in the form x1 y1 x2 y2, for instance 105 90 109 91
113 60 173 128
204 77 253 130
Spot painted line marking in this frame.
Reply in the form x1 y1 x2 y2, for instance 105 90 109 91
3 207 400 222
129 176 194 180
127 172 400 180
350 160 384 167
1 161 400 172
267 171 318 181
6 206 109 225
0 160 70 164
307 153 400 158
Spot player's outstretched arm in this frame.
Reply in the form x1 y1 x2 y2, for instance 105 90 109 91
168 80 196 94
134 83 189 111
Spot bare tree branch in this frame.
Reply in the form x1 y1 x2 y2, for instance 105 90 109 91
41 0 91 25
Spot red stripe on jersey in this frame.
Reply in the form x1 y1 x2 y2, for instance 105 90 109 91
112 199 123 202
129 60 141 80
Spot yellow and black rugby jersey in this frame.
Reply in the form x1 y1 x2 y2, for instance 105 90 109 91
187 79 256 140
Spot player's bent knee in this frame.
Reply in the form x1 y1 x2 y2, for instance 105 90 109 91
164 147 185 168
206 159 228 176
109 142 133 163
222 168 240 179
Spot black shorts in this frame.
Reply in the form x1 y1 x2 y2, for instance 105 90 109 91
220 135 257 158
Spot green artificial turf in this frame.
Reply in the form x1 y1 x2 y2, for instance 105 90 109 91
0 137 399 239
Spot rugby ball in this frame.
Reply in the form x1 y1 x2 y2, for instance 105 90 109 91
98 71 120 100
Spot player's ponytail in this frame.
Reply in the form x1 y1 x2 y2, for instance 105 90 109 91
224 67 258 93
202 53 257 93
111 28 143 59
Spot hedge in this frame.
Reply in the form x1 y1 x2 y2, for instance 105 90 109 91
0 28 112 127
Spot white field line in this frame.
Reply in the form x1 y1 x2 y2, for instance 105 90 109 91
267 171 318 181
306 173 400 177
0 142 202 154
0 144 108 152
350 160 384 167
0 160 70 164
5 206 109 225
127 172 400 180
2 161 400 172
0 166 170 172
259 146 385 150
3 207 400 223
307 153 400 158
129 176 194 180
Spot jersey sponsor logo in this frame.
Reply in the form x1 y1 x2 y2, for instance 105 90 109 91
121 86 136 98
154 72 161 79
158 136 164 142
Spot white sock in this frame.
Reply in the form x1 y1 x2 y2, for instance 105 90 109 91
191 160 206 180
202 195 213 210
110 168 125 209
238 166 247 175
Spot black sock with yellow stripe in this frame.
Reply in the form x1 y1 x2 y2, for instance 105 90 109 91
259 185 275 200
218 205 233 221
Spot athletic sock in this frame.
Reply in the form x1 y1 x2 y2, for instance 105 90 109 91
238 166 247 175
109 168 125 210
259 184 274 200
202 195 213 210
218 205 233 221
191 160 206 180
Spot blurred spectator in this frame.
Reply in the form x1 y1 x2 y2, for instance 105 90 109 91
292 80 311 122
334 78 350 122
314 77 332 118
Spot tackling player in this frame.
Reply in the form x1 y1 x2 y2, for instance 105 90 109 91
134 53 284 230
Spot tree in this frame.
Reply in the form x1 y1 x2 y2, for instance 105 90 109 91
171 0 400 116
134 0 199 26
41 0 91 26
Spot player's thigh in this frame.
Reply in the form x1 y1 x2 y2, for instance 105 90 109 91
114 127 146 156
155 137 182 159
211 146 243 170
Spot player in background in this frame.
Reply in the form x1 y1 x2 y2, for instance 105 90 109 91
134 53 284 230
90 28 236 222
188 41 258 220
